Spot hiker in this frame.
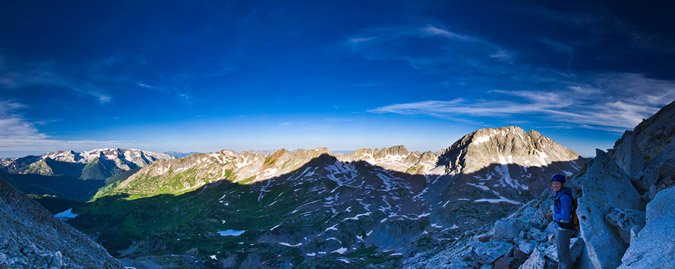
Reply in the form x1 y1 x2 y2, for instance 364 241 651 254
547 173 577 269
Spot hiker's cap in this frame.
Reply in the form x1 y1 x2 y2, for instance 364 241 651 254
551 173 566 183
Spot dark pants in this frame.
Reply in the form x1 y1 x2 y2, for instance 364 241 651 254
555 228 575 269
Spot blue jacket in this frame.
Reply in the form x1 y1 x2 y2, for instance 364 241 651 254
553 187 574 229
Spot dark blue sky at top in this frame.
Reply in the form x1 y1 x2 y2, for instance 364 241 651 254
1 0 674 158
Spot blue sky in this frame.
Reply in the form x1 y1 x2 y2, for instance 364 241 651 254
1 0 674 158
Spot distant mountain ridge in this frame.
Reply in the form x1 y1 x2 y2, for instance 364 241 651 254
0 148 174 180
104 126 583 200
164 151 202 158
0 148 174 201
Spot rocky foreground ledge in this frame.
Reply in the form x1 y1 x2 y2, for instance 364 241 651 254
0 178 122 268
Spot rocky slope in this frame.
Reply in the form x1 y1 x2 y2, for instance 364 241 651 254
1 148 173 180
412 101 674 268
0 177 122 268
66 126 584 267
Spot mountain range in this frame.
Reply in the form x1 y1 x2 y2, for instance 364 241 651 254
0 148 174 201
0 101 672 268
60 125 583 267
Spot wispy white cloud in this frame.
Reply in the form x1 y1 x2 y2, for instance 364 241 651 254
0 100 120 154
346 24 514 71
420 25 470 41
136 82 157 89
370 72 675 133
0 100 46 141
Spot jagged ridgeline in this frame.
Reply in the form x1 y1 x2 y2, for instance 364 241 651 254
66 126 584 267
0 148 173 201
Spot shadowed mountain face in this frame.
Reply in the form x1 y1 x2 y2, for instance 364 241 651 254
0 177 122 268
64 126 585 267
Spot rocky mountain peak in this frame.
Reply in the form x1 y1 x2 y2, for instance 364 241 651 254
439 126 579 174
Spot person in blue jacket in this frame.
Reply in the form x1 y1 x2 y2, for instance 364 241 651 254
547 173 576 269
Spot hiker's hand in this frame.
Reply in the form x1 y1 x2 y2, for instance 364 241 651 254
546 212 553 218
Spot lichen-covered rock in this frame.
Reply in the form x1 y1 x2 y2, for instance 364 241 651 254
648 176 674 201
470 240 512 265
492 218 525 240
576 149 641 269
521 248 546 269
518 242 535 255
605 207 646 244
620 187 675 268
530 229 547 242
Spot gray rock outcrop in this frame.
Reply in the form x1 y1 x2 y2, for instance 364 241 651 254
605 207 646 244
610 101 675 192
470 240 512 265
0 178 122 268
575 149 641 269
619 187 675 268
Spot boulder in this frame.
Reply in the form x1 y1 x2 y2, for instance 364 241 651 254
521 249 546 269
533 199 554 229
543 221 555 235
544 237 584 264
518 242 535 255
619 187 675 268
470 240 512 265
477 233 492 243
530 230 547 242
513 246 528 259
50 251 63 268
576 150 641 269
605 207 646 244
612 131 645 181
648 176 674 201
493 255 510 269
492 218 525 240
640 143 675 194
